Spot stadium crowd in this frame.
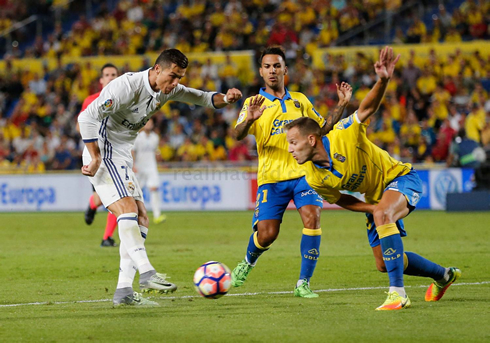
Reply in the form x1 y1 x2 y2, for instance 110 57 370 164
0 0 490 174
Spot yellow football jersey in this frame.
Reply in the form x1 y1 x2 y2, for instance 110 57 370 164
304 112 412 205
236 88 326 186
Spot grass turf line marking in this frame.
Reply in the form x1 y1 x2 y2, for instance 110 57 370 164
1 281 488 308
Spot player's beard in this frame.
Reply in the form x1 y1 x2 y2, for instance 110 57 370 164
265 78 283 92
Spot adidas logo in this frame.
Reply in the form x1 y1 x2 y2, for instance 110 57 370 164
308 248 319 255
383 248 396 256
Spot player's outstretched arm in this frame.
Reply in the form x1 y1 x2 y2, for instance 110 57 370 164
320 82 353 135
235 95 266 140
213 88 243 108
357 46 400 123
336 194 375 213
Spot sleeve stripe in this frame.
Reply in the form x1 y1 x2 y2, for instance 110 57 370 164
83 138 98 143
354 111 361 123
211 92 219 109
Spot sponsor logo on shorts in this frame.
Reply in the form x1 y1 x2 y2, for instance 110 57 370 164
301 189 319 197
412 192 420 205
387 181 398 189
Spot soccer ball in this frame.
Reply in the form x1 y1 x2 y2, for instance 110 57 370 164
193 261 232 299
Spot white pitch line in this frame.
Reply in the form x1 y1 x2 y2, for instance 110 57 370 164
1 281 488 308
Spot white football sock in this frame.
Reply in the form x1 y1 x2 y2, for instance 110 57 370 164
116 225 149 289
389 286 406 297
116 240 137 289
117 213 154 274
296 279 309 288
150 190 161 218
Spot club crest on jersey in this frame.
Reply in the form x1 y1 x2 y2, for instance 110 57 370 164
127 182 135 195
102 99 113 110
334 153 346 163
293 99 301 108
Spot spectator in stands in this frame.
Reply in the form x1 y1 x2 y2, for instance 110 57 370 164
447 129 485 168
229 137 252 161
414 135 432 163
29 73 47 96
51 136 76 170
417 67 437 97
406 17 427 43
401 59 421 93
2 0 490 172
432 118 456 162
465 103 486 143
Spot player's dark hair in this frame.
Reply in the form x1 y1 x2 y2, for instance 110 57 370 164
100 63 118 76
285 117 321 137
155 49 189 69
259 46 287 65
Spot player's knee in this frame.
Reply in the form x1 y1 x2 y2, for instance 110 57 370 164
301 207 321 229
257 228 278 247
373 207 394 225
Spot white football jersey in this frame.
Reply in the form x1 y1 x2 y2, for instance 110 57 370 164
79 68 217 166
133 131 159 171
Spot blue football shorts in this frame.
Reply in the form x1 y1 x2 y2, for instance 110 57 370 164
366 169 422 247
252 176 324 229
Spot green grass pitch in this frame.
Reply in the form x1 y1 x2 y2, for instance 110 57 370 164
1 210 489 342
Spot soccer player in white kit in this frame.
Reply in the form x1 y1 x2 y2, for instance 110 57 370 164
132 119 166 224
78 49 242 306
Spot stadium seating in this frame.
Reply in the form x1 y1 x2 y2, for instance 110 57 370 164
0 0 489 173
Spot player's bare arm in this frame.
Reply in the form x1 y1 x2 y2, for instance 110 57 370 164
336 194 375 214
81 141 101 177
214 88 243 108
321 82 353 135
357 46 400 123
235 95 266 140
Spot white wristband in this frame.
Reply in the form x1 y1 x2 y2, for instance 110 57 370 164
223 95 229 104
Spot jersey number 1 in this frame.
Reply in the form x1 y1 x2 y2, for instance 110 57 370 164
261 189 268 203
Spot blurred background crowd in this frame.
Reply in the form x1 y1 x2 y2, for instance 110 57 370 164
0 0 489 175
